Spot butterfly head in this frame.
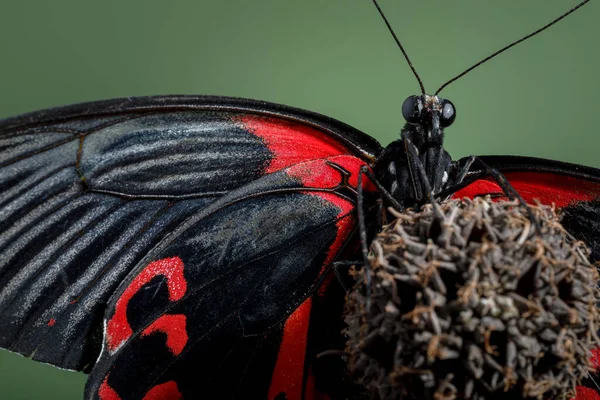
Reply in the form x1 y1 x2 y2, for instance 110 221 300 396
401 94 456 143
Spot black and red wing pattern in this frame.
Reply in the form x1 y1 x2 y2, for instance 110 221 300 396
455 155 600 208
454 155 600 262
0 95 380 399
91 155 376 399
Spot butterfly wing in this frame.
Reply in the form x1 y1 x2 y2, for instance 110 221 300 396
88 155 371 400
0 95 381 399
454 155 600 207
453 155 600 259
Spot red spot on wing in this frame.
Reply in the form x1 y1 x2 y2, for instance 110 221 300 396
287 155 376 193
330 155 377 192
98 376 121 400
453 172 600 208
142 381 182 400
238 116 352 174
572 348 600 399
316 269 336 297
591 348 600 369
98 375 182 400
453 180 503 200
106 257 187 353
287 162 341 189
268 298 312 400
47 318 56 327
574 386 600 400
141 314 188 355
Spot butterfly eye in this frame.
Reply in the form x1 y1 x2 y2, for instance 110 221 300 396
401 95 423 123
440 100 456 128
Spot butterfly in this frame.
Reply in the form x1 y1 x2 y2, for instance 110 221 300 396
0 1 598 399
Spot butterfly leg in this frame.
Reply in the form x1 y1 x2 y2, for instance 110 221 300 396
358 165 405 212
331 260 363 293
400 130 438 204
452 155 476 186
400 133 425 202
357 166 375 310
479 159 541 231
356 165 406 309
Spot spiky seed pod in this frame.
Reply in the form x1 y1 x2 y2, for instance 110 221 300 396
343 197 600 400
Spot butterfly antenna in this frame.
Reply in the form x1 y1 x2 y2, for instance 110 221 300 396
371 0 426 95
435 0 590 95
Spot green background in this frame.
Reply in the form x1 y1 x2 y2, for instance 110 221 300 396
0 0 597 398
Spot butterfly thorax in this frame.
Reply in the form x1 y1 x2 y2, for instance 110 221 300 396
375 94 456 207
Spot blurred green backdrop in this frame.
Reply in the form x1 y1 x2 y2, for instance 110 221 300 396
0 0 597 398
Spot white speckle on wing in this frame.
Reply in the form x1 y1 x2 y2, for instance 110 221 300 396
391 181 399 195
388 162 396 176
443 171 448 184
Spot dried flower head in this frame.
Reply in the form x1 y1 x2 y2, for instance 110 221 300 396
344 197 600 400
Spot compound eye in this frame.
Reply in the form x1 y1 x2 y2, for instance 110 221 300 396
440 100 456 127
401 95 422 123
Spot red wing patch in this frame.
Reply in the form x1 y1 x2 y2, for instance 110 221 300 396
99 375 182 400
454 172 600 208
453 180 503 200
591 348 600 369
268 298 313 400
99 376 121 400
106 257 187 353
573 348 600 400
238 115 351 174
328 155 376 191
574 386 600 400
141 314 188 356
141 381 183 400
286 155 376 193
